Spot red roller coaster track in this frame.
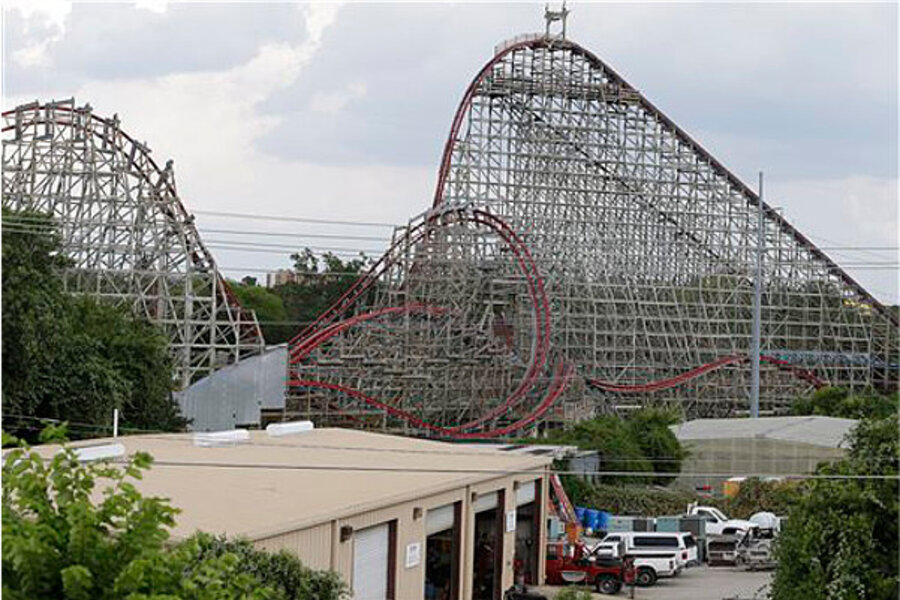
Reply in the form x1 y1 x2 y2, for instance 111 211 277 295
285 35 860 437
288 206 824 438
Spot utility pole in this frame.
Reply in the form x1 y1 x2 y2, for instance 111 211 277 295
750 172 764 418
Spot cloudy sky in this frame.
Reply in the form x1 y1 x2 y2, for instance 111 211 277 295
3 1 898 302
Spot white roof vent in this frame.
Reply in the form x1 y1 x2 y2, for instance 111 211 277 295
266 421 314 437
69 443 126 462
193 429 250 447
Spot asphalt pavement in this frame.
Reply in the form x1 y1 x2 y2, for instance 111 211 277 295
533 565 772 600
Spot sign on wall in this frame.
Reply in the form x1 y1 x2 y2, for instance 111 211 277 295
506 510 517 533
405 542 422 568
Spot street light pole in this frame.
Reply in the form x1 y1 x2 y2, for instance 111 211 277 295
750 172 764 418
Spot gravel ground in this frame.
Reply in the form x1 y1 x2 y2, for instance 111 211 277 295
532 565 772 600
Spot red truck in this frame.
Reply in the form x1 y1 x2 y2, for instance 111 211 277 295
545 540 623 595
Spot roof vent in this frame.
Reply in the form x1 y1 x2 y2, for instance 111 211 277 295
266 421 314 437
193 429 250 447
69 443 126 462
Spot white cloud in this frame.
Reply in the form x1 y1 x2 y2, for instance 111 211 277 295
12 39 53 68
2 3 895 301
6 0 72 68
4 1 432 275
771 176 899 302
309 81 366 114
5 0 71 31
133 0 168 15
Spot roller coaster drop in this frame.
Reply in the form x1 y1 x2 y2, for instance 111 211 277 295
286 33 897 436
1 101 264 388
2 30 895 438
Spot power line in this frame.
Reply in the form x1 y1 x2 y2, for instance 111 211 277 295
7 414 898 468
5 224 899 268
193 210 397 228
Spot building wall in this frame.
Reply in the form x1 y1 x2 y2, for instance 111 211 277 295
674 438 846 492
252 471 548 600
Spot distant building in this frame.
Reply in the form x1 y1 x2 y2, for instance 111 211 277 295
266 269 296 288
37 428 553 600
670 416 857 493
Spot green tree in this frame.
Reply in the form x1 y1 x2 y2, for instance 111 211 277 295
2 209 71 422
274 249 368 338
188 533 347 600
542 409 687 486
625 408 686 485
2 430 346 600
791 386 899 420
771 415 899 600
2 431 180 599
229 279 291 344
549 415 653 485
2 209 184 438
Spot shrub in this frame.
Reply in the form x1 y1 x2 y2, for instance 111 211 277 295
771 415 899 599
555 587 594 600
189 533 348 600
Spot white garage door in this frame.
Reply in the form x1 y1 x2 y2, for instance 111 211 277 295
353 523 390 600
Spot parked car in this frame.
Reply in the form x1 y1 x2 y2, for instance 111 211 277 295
676 532 700 567
545 540 623 595
707 534 742 566
739 536 777 571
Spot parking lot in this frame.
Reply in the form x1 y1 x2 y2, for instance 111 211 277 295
534 565 772 600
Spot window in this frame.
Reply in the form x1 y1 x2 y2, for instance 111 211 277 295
682 535 696 548
698 510 719 523
546 544 559 560
604 535 620 543
632 536 678 548
709 508 729 522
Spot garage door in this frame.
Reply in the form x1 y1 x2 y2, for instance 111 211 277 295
353 523 390 600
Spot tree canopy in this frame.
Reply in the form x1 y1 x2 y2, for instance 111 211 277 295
791 385 899 420
230 250 369 345
2 209 185 439
539 408 686 486
771 413 899 600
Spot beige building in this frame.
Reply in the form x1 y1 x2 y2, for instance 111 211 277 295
671 415 856 492
266 269 297 287
39 427 553 600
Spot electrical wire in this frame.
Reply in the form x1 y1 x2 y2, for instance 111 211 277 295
7 413 898 468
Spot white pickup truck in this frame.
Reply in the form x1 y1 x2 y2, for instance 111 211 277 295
591 536 678 587
686 504 757 537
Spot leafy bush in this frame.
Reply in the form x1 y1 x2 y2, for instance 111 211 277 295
791 386 898 420
2 429 180 599
554 587 594 600
722 477 805 520
189 533 348 600
113 539 280 600
574 482 709 516
2 429 348 600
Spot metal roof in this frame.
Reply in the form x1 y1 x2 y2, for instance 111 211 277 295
28 428 552 541
671 416 858 449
